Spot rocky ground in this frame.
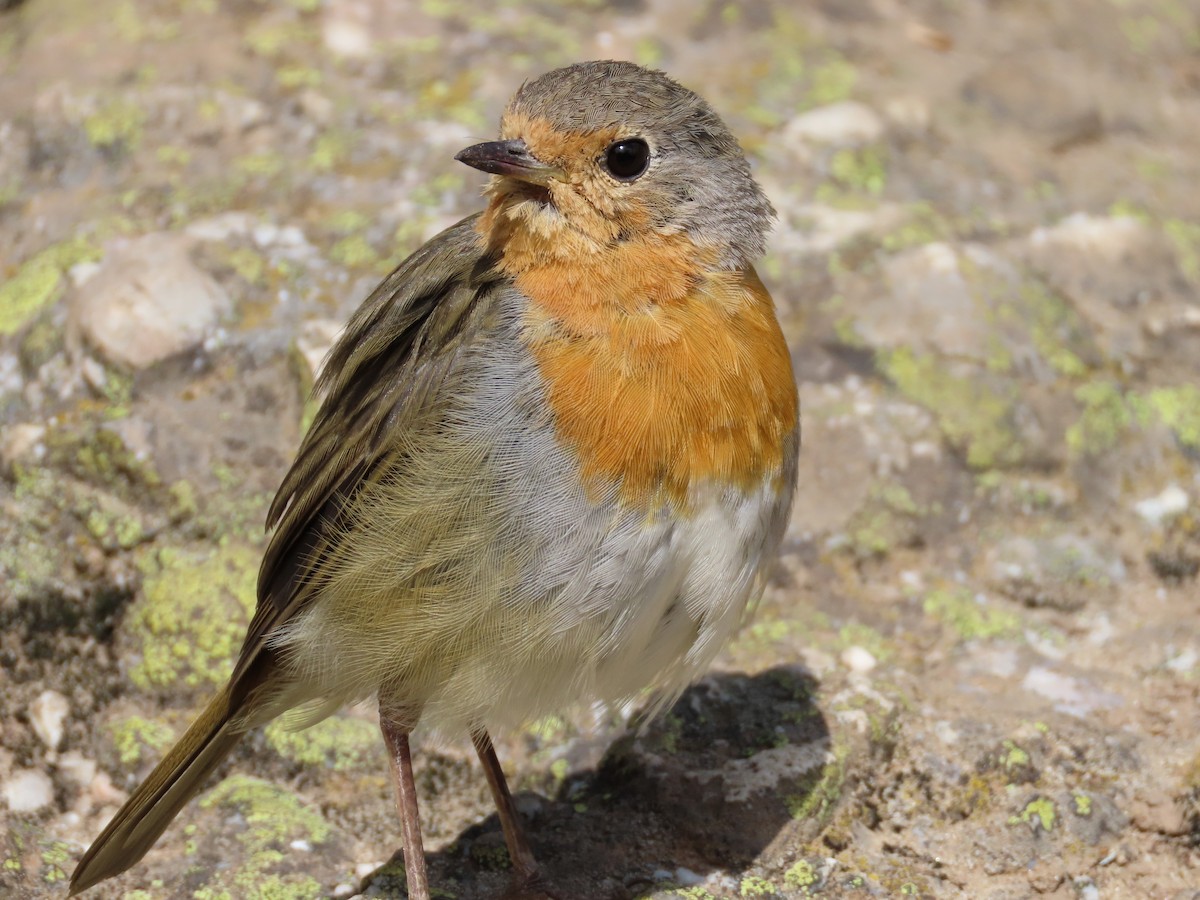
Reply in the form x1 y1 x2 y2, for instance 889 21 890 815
2 0 1199 897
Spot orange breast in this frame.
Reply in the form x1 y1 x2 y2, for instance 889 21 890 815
497 228 797 508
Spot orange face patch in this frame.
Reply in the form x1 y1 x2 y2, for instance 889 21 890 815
495 226 797 508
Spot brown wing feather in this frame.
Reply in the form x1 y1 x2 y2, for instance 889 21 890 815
232 214 502 683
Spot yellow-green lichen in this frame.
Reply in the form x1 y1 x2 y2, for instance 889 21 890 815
784 859 818 891
739 875 779 897
128 541 259 689
1010 796 1056 832
1020 281 1088 378
276 66 322 89
526 713 570 743
1164 217 1200 283
84 98 147 149
835 621 894 664
1073 792 1093 816
923 588 1021 641
236 152 286 179
1001 740 1030 772
830 146 887 196
264 716 380 771
880 348 1021 469
786 741 847 823
847 482 926 557
1145 385 1200 450
308 132 352 172
195 775 331 900
1066 381 1131 454
1068 382 1200 455
329 234 378 269
110 715 176 765
470 840 511 871
0 238 100 336
40 841 71 883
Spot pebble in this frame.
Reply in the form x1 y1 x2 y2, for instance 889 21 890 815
0 422 46 468
355 862 381 881
861 242 993 360
70 233 233 370
1134 484 1189 524
55 751 97 788
29 689 69 750
783 100 884 147
2 768 55 813
841 645 878 673
322 17 373 59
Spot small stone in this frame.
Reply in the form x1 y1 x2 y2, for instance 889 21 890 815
70 234 232 370
55 751 97 788
777 201 906 255
862 242 995 360
0 422 45 468
841 645 877 673
29 689 69 750
331 885 356 899
3 768 55 813
355 862 381 880
185 212 255 242
784 101 884 147
1134 484 1189 525
322 17 372 58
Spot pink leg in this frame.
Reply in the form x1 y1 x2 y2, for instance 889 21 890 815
471 730 544 890
379 711 431 900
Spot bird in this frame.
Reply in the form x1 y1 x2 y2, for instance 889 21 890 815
69 59 799 899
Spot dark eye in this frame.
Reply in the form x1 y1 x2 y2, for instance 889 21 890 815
604 138 650 181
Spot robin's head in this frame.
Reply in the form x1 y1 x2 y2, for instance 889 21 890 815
457 60 774 269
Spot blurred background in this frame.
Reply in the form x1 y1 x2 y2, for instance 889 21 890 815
1 0 1198 897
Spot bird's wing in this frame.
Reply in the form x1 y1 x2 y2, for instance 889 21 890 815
230 213 503 688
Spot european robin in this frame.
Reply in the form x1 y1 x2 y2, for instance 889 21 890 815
69 59 799 899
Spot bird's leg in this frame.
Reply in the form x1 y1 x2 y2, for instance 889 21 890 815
471 729 543 890
379 707 430 900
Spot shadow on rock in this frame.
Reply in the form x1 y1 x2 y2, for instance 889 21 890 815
369 664 829 900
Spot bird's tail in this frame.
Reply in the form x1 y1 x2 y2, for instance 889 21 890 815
69 683 244 896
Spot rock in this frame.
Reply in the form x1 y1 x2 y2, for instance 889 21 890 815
2 768 55 813
1134 484 1189 525
783 101 884 147
861 243 994 361
841 645 878 673
55 751 97 788
963 56 1100 142
69 233 233 370
322 16 373 59
775 201 906 255
1026 214 1179 360
989 533 1126 610
29 689 69 751
0 422 46 468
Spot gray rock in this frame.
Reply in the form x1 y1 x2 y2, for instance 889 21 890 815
862 242 995 361
783 101 885 148
29 690 69 751
2 768 54 813
69 233 232 370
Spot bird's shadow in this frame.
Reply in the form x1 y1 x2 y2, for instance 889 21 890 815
365 664 830 899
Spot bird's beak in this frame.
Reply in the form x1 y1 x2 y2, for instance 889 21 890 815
455 139 562 185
